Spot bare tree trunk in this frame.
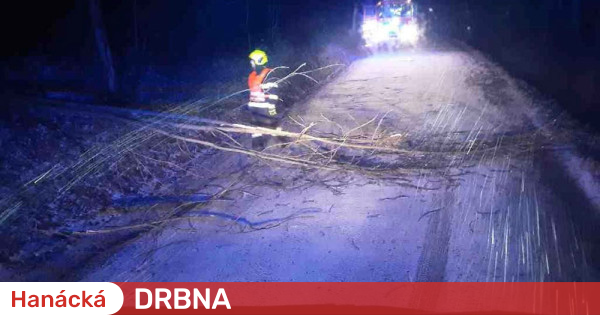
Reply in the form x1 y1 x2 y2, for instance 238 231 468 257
352 2 359 32
133 0 138 51
89 0 116 94
246 0 251 50
269 1 279 44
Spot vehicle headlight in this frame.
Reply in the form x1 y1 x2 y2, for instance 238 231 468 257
362 22 389 44
400 24 419 44
362 20 378 32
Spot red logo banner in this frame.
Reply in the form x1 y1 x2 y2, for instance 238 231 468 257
114 282 600 314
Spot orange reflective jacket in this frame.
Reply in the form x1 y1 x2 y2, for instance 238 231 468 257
248 68 271 92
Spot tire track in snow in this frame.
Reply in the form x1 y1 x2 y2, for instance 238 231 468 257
416 189 453 282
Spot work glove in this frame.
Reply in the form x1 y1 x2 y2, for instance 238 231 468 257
261 82 279 89
267 94 279 101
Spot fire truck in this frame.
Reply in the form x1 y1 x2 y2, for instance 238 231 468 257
361 0 420 49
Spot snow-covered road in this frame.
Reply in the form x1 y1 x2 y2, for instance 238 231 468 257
81 43 599 282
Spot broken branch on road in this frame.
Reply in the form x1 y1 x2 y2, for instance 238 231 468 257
418 208 442 222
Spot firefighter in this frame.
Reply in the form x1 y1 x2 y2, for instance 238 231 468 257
247 49 280 149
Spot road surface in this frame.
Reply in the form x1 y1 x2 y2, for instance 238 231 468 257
80 43 600 282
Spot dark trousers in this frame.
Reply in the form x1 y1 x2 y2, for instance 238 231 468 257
248 105 280 149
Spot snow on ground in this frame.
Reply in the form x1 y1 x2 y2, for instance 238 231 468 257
80 43 600 282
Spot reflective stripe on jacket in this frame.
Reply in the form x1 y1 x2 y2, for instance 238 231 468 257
248 102 276 109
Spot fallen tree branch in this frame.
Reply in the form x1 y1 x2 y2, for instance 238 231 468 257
67 208 322 235
418 208 442 221
154 128 335 170
172 122 407 153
